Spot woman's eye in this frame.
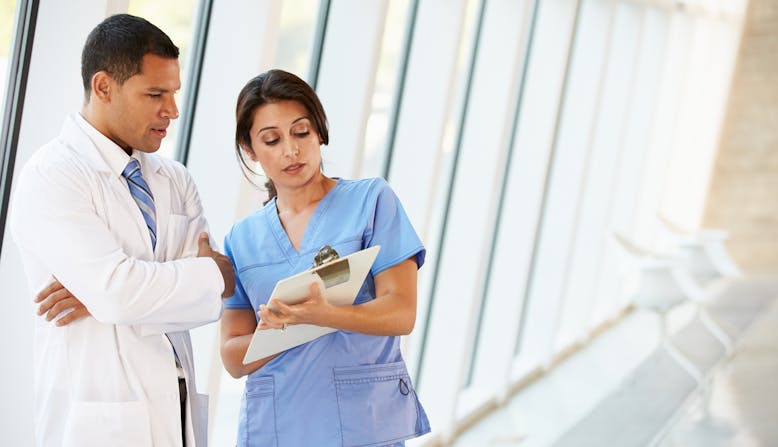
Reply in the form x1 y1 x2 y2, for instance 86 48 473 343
294 131 310 138
263 138 279 146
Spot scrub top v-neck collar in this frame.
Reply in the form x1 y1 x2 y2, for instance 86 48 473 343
266 178 342 262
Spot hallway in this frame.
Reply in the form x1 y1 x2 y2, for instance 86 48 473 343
452 276 778 446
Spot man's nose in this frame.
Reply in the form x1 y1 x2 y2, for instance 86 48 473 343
162 95 179 120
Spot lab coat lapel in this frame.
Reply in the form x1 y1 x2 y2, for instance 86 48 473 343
61 116 155 259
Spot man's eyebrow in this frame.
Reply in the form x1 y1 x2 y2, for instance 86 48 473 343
145 87 176 93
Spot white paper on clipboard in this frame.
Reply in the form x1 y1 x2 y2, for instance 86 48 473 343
242 245 381 364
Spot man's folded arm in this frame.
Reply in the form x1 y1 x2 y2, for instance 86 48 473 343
11 160 225 326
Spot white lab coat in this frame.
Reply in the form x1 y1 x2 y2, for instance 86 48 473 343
10 114 225 446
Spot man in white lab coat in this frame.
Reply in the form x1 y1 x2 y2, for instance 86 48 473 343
10 14 234 447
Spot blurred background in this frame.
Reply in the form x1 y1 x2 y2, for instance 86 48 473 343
1 0 776 445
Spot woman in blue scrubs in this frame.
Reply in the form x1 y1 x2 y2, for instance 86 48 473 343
219 69 431 447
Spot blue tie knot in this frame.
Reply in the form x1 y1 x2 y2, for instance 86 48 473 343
122 159 143 180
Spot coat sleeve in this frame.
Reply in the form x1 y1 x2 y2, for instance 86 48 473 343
10 155 224 327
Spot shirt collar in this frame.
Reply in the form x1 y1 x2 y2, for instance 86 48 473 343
73 113 149 176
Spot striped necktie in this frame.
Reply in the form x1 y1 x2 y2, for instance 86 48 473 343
122 159 157 250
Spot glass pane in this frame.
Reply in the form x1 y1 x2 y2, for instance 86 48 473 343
359 0 411 178
128 0 199 159
513 0 613 367
274 0 319 78
406 0 481 382
0 0 19 108
465 0 578 395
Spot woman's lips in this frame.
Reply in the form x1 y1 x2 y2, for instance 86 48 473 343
283 163 304 173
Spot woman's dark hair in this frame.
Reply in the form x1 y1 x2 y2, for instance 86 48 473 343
81 14 179 101
235 69 329 204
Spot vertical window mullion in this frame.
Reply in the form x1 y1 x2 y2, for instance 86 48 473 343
307 0 331 89
174 0 214 165
0 0 39 256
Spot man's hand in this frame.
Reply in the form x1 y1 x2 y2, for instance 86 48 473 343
35 279 91 326
197 232 235 298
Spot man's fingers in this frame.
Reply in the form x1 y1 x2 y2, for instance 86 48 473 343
35 279 64 303
197 232 212 256
55 307 90 326
216 255 236 298
37 288 71 315
46 297 79 322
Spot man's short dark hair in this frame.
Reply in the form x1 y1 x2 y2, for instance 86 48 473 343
81 14 179 99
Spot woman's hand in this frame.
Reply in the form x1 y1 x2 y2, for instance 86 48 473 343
258 258 419 336
257 282 333 330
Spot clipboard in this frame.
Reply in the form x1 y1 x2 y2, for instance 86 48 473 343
242 245 381 364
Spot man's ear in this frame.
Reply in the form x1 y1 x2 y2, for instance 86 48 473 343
91 71 113 102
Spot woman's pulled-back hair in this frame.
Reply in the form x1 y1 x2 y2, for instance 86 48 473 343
235 69 329 204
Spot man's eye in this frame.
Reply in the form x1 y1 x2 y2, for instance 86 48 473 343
148 93 162 98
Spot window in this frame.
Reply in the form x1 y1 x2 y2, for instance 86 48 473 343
359 0 411 178
274 0 320 78
0 0 19 107
127 0 199 159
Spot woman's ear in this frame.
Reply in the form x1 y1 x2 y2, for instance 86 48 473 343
241 143 257 161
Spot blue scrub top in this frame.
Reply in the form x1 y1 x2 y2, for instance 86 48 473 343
224 177 431 447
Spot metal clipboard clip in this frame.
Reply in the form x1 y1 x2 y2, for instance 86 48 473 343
312 245 351 288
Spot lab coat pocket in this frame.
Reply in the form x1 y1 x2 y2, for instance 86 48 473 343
239 376 277 447
62 400 152 447
334 361 427 447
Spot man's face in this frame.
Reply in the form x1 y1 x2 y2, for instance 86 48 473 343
105 54 180 153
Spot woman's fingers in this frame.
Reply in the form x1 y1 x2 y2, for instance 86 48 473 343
258 287 328 330
258 304 287 329
309 282 325 300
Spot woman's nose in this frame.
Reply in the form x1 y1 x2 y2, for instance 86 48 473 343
284 140 300 158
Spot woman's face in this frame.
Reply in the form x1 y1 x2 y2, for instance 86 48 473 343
244 99 322 192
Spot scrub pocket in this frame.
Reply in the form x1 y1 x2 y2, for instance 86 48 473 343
62 400 152 447
239 376 277 447
334 361 428 447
